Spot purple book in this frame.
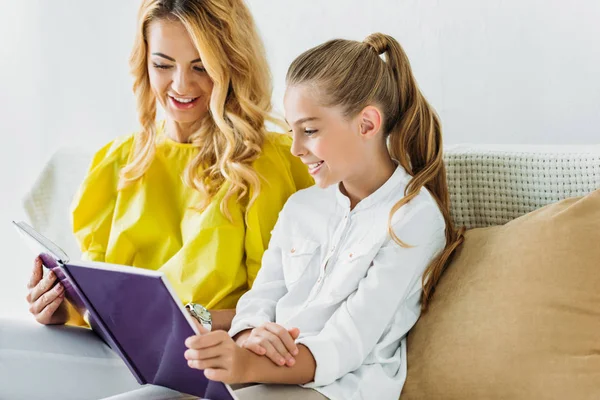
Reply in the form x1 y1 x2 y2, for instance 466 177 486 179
13 221 237 400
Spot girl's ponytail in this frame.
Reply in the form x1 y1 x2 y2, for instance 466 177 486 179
364 33 464 311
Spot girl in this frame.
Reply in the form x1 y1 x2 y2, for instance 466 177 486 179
184 33 464 400
5 0 311 398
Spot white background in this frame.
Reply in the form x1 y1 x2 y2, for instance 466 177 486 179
1 0 599 319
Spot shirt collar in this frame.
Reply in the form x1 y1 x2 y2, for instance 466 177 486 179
335 164 408 212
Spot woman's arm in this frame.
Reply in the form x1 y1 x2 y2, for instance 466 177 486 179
184 329 316 385
210 308 236 331
241 343 316 384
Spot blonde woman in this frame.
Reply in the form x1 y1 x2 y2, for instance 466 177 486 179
3 0 311 398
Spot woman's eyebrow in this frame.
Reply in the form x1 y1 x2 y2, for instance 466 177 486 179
152 52 175 61
151 52 203 64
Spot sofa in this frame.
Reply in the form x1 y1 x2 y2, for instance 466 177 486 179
23 144 600 399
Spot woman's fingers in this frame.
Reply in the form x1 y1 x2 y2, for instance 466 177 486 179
27 257 44 290
29 282 64 315
34 292 64 324
27 271 58 304
185 331 228 350
265 323 299 356
187 356 224 371
185 345 223 361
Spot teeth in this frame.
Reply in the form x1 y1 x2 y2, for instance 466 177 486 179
309 161 322 169
172 96 195 103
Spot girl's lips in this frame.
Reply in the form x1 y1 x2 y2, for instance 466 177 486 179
307 161 324 175
169 95 200 110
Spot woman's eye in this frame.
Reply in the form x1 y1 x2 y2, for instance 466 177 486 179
304 129 318 136
194 66 207 73
153 64 171 70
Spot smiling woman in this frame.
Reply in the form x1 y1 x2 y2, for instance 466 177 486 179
2 0 314 399
146 20 214 133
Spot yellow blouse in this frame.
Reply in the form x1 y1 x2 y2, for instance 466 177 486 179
69 124 312 325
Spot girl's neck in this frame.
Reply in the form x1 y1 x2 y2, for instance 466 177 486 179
165 119 203 143
340 151 397 210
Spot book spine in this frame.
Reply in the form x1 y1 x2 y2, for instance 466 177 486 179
57 264 147 385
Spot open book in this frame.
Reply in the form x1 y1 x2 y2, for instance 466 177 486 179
13 221 237 400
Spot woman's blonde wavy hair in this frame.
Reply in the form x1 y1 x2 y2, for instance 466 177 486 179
286 33 465 312
123 0 277 218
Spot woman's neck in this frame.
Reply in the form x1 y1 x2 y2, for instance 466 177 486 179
165 119 203 143
340 151 396 210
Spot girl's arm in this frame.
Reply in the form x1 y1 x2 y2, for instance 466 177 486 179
229 206 289 338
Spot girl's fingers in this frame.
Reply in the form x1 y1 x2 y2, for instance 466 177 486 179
250 335 285 366
241 340 266 356
264 333 294 365
265 323 299 356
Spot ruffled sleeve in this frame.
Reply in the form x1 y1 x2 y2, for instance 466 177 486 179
70 135 134 262
243 133 313 288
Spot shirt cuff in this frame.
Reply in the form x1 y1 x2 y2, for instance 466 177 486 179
296 335 341 387
228 315 271 338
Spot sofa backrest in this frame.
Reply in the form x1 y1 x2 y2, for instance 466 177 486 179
445 144 600 229
22 144 600 258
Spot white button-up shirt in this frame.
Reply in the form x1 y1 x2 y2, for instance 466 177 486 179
229 166 446 400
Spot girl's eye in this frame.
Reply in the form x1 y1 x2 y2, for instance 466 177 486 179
304 129 318 136
153 64 171 70
194 66 207 73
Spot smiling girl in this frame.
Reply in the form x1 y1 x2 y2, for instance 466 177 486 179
183 33 464 400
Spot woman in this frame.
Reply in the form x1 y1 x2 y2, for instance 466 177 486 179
3 0 311 398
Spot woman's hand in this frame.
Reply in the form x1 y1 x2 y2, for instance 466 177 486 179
184 324 252 385
26 256 68 325
239 323 300 367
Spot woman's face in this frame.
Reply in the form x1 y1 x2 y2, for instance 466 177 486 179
146 19 213 125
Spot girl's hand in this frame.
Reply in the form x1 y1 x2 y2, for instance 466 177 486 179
241 323 300 367
184 325 251 385
26 256 68 325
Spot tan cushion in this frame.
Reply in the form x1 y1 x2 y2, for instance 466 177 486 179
402 189 600 399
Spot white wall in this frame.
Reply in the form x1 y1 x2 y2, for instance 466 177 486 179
1 0 599 319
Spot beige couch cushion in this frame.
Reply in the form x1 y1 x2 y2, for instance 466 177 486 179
402 189 600 399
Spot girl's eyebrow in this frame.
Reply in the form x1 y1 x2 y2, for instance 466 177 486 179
287 117 319 126
151 52 202 63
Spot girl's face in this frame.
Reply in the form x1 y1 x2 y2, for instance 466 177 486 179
146 19 214 125
284 84 366 189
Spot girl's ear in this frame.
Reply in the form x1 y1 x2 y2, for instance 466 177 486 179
359 106 383 139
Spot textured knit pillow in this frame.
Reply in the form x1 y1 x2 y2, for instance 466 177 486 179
401 189 600 399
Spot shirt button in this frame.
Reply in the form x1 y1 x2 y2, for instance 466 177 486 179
290 248 296 254
317 277 322 283
349 253 354 258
